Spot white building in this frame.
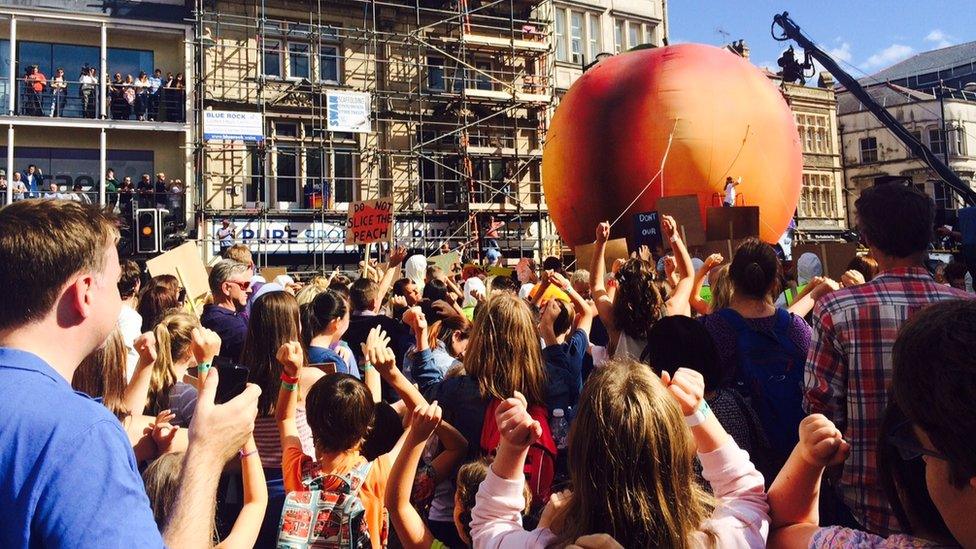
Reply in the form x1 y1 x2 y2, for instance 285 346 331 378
551 0 668 93
837 41 976 226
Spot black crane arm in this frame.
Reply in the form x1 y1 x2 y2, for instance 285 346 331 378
771 11 976 206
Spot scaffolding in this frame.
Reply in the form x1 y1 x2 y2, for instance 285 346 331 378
192 0 558 269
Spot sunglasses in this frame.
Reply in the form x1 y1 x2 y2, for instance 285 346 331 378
887 419 948 462
177 286 187 303
225 280 251 291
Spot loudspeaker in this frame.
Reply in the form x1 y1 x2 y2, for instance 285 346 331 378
706 206 760 242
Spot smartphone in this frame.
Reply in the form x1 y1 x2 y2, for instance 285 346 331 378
309 362 338 375
212 356 249 404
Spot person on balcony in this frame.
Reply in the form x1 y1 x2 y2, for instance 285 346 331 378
23 65 46 116
110 73 127 120
134 71 150 121
123 74 136 119
49 68 67 118
148 69 163 121
79 65 98 119
23 165 43 199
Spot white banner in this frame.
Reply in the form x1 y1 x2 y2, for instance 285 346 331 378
203 111 264 141
215 219 461 254
326 91 371 133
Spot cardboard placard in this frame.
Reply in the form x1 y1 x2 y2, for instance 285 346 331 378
575 238 629 273
146 242 210 304
428 252 460 274
633 211 662 251
791 242 859 280
698 239 736 262
657 195 706 247
260 266 287 282
488 265 514 278
345 197 394 245
705 206 760 242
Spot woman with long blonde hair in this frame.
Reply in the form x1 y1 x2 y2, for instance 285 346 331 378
146 312 203 427
415 292 548 547
471 359 770 548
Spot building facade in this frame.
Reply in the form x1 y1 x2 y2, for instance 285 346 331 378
838 83 976 225
782 74 848 239
551 0 667 93
838 41 976 228
195 0 565 268
0 1 192 221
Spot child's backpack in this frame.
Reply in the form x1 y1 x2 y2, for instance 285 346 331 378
716 307 806 468
480 399 557 511
276 459 386 549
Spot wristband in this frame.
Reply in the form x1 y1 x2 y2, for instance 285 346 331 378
364 362 375 371
670 235 679 243
684 400 711 427
239 448 258 459
280 373 299 384
281 381 298 392
197 362 212 376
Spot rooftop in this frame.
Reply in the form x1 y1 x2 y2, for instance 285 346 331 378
857 40 976 86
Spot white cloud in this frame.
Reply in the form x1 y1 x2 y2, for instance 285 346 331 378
828 42 853 63
924 29 953 48
863 44 915 69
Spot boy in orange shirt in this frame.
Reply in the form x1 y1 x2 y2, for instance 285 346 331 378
275 330 404 548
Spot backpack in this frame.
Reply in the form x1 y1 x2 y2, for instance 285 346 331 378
480 399 557 512
715 308 806 467
277 458 387 549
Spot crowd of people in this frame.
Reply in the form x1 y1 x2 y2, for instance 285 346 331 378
1 181 975 548
0 167 185 216
21 64 185 122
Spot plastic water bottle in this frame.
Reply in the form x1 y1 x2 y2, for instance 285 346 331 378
551 408 569 450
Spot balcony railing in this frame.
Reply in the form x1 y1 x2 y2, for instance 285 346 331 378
0 81 185 122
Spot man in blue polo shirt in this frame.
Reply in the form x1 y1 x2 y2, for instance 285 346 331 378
201 258 253 360
0 200 261 548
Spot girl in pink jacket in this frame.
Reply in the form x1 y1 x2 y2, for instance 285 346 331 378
471 359 770 548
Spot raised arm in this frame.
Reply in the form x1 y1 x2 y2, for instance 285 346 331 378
589 221 616 333
216 436 268 549
275 341 305 453
768 415 850 549
549 271 593 337
124 332 157 417
690 254 723 315
385 403 444 549
375 246 407 312
164 368 260 548
661 215 694 317
367 324 427 412
787 277 838 318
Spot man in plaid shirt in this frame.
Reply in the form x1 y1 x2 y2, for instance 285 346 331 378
804 184 969 535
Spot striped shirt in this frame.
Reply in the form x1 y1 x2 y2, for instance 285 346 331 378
253 407 316 469
803 267 968 535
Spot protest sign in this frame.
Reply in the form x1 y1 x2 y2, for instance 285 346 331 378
146 242 210 311
345 197 394 245
657 195 706 247
633 211 662 251
791 241 858 280
428 251 460 274
575 238 629 272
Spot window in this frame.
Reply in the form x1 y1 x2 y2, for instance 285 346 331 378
333 149 356 203
555 8 567 62
932 180 960 211
287 43 310 79
473 61 492 91
427 56 445 90
263 40 282 77
644 24 654 45
587 14 600 61
860 137 878 163
628 22 639 49
319 44 341 83
614 19 624 53
275 122 298 138
0 146 153 191
570 11 583 64
949 127 965 156
800 173 837 219
929 128 945 155
275 147 298 203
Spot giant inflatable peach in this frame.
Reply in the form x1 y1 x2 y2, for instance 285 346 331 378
543 43 802 246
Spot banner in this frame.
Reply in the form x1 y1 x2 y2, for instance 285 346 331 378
326 91 371 133
345 197 394 245
203 110 263 141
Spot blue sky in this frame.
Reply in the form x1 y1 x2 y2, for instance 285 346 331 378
668 1 976 79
